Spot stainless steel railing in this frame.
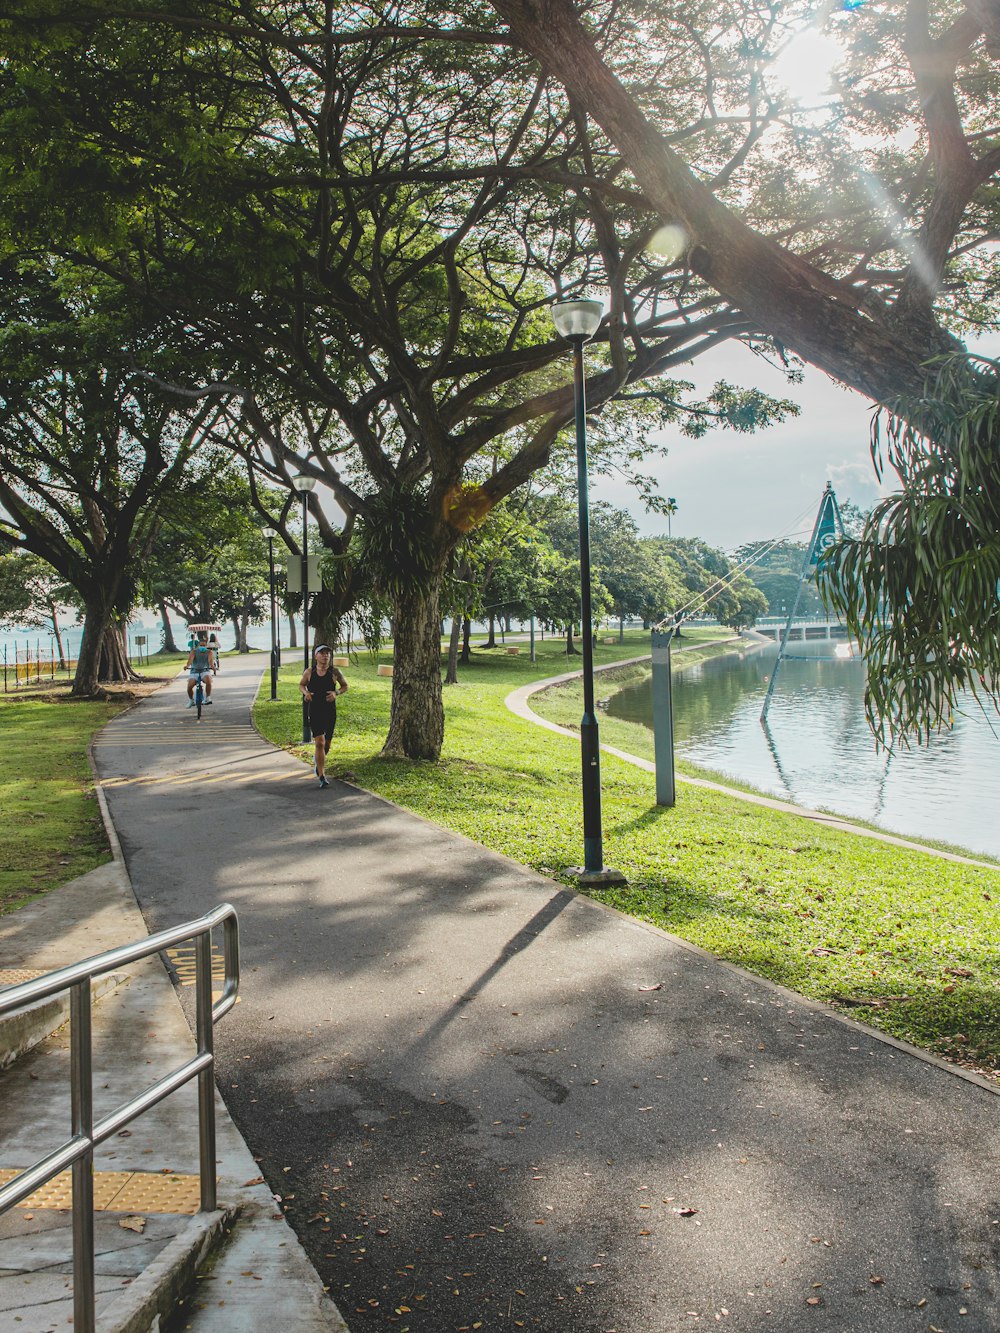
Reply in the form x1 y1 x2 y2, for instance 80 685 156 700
0 903 239 1333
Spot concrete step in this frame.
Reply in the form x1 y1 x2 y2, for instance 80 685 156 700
0 969 129 1071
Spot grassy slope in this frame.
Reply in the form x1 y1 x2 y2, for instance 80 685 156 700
254 632 1000 1082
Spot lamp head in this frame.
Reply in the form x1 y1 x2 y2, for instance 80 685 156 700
262 526 277 539
551 298 605 343
292 474 316 493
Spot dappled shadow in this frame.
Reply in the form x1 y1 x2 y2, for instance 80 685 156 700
83 660 1000 1332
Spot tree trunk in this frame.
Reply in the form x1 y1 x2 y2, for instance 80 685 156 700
50 605 67 670
460 616 472 665
99 622 140 683
565 622 579 655
445 615 461 685
73 596 111 695
157 598 178 653
382 574 446 760
239 607 251 652
485 615 496 649
288 613 298 649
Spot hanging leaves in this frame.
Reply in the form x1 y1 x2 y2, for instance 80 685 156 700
818 354 1000 748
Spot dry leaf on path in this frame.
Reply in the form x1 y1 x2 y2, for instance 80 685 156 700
118 1216 146 1233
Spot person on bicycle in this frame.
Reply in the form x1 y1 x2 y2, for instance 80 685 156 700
186 632 215 707
299 644 347 787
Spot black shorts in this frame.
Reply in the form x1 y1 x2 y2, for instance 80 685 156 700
309 702 337 743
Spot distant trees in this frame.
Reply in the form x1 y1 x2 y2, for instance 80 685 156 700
734 541 825 618
143 470 274 652
0 550 77 668
0 263 226 695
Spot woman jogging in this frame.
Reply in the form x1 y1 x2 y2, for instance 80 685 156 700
299 645 348 789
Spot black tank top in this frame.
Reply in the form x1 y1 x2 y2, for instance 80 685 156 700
308 667 336 712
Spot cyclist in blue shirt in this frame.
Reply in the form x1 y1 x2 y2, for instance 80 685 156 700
185 633 215 707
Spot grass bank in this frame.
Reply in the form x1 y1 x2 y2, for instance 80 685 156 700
0 654 188 915
253 631 1000 1083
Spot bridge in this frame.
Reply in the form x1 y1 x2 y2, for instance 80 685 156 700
751 618 851 642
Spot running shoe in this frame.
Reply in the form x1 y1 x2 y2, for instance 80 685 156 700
187 700 195 708
319 775 330 788
204 699 213 705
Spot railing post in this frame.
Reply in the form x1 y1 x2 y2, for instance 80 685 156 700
70 978 96 1333
195 931 217 1211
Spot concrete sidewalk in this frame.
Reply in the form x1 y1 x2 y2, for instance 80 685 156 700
3 653 1000 1332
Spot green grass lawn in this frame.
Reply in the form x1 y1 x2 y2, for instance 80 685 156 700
254 630 1000 1083
0 654 189 915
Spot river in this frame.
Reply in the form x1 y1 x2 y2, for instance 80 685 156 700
605 639 1000 861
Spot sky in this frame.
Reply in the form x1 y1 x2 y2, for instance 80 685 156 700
590 337 887 552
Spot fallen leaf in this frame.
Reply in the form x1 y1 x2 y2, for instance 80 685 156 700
118 1216 146 1233
945 968 973 978
638 983 663 992
243 1176 265 1186
673 1207 698 1217
806 1296 822 1306
869 1275 883 1285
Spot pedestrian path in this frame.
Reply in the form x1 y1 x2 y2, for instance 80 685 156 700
3 654 998 1332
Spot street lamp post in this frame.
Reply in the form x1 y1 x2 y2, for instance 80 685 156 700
551 298 625 885
262 527 279 701
292 474 316 743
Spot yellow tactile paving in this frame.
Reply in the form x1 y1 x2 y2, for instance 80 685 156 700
0 968 46 988
100 769 305 789
0 1168 202 1214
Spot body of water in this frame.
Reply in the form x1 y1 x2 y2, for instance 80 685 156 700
605 640 1000 861
0 618 292 665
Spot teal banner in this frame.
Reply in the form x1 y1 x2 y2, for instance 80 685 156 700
810 493 838 565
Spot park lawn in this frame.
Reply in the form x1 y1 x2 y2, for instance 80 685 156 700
0 692 121 912
0 655 190 915
253 631 1000 1083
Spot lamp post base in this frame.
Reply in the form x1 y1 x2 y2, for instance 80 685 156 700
565 865 627 886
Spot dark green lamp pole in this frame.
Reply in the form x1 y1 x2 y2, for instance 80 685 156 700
551 298 625 885
292 474 316 743
262 526 279 701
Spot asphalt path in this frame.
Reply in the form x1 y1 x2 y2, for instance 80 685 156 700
95 655 1000 1333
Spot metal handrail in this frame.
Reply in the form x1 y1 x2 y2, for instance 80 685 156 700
0 903 239 1333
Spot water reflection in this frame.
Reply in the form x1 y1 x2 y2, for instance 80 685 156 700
606 642 1000 859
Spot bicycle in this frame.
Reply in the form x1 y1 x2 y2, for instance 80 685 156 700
191 669 208 720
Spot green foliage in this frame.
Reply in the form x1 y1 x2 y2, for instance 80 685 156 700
734 540 825 617
819 355 1000 746
355 485 443 603
647 535 768 627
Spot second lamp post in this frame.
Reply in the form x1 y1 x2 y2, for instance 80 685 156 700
262 526 279 701
551 298 624 885
292 473 316 743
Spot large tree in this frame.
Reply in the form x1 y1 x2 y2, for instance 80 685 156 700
0 0 796 757
0 261 225 694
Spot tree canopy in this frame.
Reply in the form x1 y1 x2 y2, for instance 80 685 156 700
0 0 799 745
